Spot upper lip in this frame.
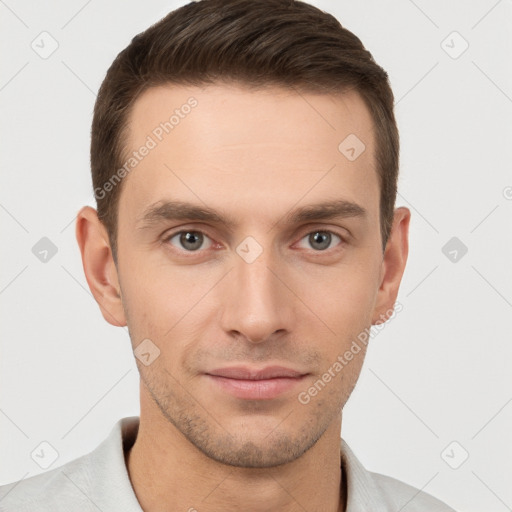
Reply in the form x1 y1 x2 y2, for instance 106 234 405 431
206 366 307 380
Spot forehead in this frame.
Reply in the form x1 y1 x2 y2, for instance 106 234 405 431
119 82 379 229
127 82 375 152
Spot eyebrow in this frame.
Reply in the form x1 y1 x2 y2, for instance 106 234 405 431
136 198 367 231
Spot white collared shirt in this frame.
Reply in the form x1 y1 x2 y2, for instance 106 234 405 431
0 416 456 511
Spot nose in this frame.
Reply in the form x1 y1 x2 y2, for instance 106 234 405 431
220 242 294 344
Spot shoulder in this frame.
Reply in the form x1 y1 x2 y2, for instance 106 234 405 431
0 416 141 512
340 439 457 512
0 453 95 512
369 471 457 512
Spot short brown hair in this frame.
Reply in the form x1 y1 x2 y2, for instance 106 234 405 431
91 0 399 262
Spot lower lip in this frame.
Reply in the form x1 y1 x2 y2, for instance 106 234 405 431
206 375 307 400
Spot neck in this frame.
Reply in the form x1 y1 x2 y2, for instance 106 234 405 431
125 392 344 512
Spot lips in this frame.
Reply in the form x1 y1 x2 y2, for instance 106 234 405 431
205 366 308 400
207 365 305 380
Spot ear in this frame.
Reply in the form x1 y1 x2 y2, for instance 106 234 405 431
75 206 127 327
371 206 410 324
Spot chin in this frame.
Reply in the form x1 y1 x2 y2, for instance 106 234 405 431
202 434 317 468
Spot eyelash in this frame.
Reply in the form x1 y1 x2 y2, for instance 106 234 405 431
162 228 346 255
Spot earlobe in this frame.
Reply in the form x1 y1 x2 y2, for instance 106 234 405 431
371 206 411 325
75 206 127 327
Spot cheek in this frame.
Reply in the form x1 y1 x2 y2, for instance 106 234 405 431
298 264 380 368
117 257 168 341
118 256 217 363
303 257 380 325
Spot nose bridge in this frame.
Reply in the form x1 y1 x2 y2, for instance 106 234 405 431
221 236 293 343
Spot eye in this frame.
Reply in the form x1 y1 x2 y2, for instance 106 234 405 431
165 230 213 252
296 230 343 251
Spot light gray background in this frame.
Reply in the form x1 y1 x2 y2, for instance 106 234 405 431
1 1 511 511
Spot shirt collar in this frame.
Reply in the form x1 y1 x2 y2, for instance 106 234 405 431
340 438 390 512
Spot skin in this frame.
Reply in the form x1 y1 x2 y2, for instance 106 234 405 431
76 83 410 512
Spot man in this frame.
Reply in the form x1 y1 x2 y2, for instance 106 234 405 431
0 0 457 510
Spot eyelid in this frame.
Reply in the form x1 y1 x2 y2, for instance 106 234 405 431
162 223 219 240
296 223 350 240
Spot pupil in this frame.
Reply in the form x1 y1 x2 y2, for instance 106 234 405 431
310 231 330 250
182 231 202 251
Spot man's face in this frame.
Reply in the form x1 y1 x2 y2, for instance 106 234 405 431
114 83 387 467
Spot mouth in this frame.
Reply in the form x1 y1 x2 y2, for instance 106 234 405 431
205 365 309 400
